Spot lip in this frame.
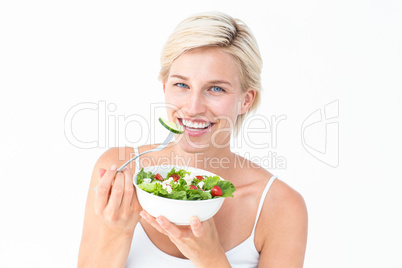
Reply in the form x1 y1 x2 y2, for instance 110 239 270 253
178 118 215 137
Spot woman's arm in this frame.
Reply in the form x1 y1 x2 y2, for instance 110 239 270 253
258 181 308 268
78 148 141 268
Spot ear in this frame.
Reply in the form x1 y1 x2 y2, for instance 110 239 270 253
163 83 166 93
239 89 256 114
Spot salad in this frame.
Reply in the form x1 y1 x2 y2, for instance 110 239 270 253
136 167 236 201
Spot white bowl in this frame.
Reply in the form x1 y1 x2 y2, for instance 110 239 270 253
133 165 226 225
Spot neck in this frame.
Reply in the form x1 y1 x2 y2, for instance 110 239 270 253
170 143 234 170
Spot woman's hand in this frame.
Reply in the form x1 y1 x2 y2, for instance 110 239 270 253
78 148 143 268
140 211 231 268
95 164 141 234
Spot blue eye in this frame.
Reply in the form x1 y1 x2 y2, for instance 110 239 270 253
210 86 224 92
175 83 189 88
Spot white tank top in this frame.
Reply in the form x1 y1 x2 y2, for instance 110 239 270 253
126 147 277 267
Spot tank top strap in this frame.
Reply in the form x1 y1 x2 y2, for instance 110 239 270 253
133 146 141 173
251 175 277 235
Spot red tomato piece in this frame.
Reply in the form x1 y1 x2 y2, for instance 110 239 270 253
196 175 204 181
211 185 223 196
170 174 180 182
189 185 198 190
154 173 163 181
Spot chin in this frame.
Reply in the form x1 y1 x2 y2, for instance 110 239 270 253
177 134 231 155
178 139 211 154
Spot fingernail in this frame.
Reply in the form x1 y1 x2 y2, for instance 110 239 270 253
156 218 164 226
110 164 117 171
140 212 147 220
191 217 199 225
121 166 128 172
98 168 106 180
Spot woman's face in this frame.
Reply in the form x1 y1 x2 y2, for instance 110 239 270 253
164 47 254 153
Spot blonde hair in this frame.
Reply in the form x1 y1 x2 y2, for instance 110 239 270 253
159 11 263 136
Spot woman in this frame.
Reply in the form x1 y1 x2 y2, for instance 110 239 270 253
78 12 307 267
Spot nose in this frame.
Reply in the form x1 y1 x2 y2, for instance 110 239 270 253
183 90 207 116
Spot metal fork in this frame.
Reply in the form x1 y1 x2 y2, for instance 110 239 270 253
93 131 175 190
117 131 175 172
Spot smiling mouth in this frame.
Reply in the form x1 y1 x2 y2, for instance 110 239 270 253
178 118 214 132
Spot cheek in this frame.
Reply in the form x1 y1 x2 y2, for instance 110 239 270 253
212 99 239 120
164 88 179 104
164 92 172 103
164 88 186 119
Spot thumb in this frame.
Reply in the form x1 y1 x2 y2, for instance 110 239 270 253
190 217 203 237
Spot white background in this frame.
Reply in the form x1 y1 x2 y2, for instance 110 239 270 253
1 0 401 267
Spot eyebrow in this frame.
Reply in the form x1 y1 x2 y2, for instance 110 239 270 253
169 74 233 87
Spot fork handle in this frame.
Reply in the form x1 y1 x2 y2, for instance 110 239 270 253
116 149 152 172
116 140 170 171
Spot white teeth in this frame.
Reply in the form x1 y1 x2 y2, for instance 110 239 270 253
182 119 211 129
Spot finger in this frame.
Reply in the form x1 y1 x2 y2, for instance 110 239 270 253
190 216 203 237
97 165 117 191
121 167 134 208
108 171 125 210
140 210 167 235
95 164 117 213
155 216 183 238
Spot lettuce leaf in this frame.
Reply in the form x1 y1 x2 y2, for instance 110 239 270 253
187 189 212 200
138 181 169 196
136 168 155 184
166 167 190 179
203 175 222 190
216 180 236 197
167 191 187 200
136 168 235 201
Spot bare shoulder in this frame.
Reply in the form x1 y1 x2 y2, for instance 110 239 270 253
266 178 307 215
233 155 307 265
236 157 307 216
234 154 306 215
255 173 308 266
95 147 136 168
258 175 308 234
